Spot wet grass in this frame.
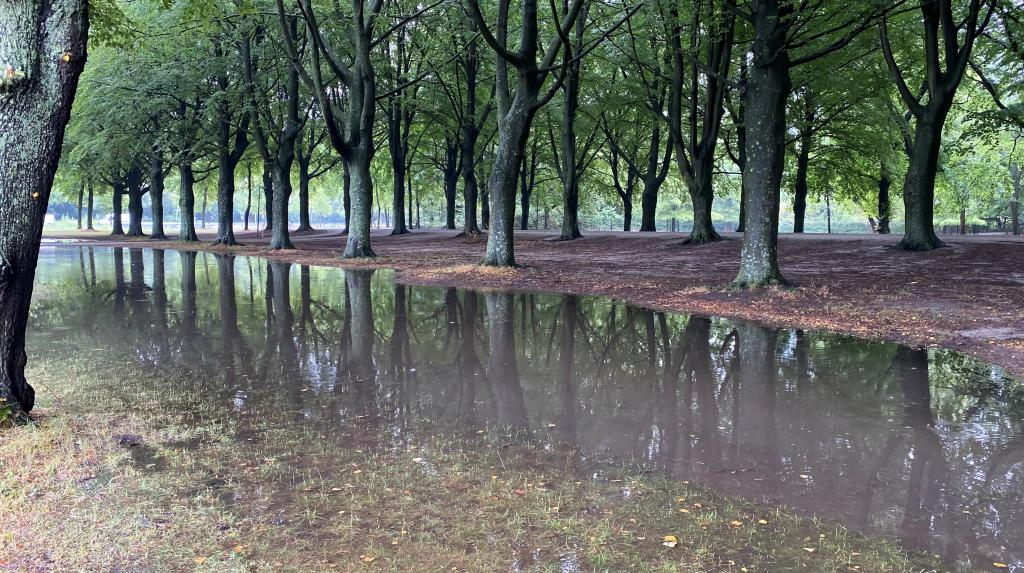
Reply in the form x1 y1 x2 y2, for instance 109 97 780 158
1 356 947 572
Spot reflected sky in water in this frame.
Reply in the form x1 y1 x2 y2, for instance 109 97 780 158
29 246 1024 569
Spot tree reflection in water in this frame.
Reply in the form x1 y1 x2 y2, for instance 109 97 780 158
30 247 1024 567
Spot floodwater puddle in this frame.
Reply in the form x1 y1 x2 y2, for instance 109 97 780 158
27 246 1024 571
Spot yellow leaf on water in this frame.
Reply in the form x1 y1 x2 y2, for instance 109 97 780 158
993 563 1008 569
662 535 678 548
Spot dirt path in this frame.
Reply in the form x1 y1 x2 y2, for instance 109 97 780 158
48 227 1024 377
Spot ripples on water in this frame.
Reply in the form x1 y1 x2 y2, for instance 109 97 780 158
29 246 1024 569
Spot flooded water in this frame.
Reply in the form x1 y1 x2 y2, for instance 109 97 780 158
29 246 1024 569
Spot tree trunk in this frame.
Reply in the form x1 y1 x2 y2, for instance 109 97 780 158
878 169 891 234
685 173 721 244
296 160 313 232
959 207 966 235
342 162 351 234
792 131 811 234
460 141 482 236
86 181 94 230
899 114 946 250
390 156 409 235
76 181 83 229
149 153 167 239
244 162 252 231
111 182 125 235
480 179 490 230
178 162 198 241
201 184 208 229
639 181 659 231
215 149 239 245
343 150 376 258
263 160 273 232
483 119 529 266
0 0 88 418
733 5 790 288
1009 161 1020 236
125 166 146 237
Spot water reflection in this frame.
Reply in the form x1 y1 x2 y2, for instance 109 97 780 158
30 246 1024 569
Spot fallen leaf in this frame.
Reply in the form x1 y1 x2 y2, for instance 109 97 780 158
757 519 768 525
729 520 743 527
993 564 1008 569
662 535 678 548
360 555 377 563
802 548 816 554
194 556 207 564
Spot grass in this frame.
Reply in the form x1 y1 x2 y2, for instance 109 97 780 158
0 351 948 572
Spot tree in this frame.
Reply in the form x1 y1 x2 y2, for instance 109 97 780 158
0 0 88 419
879 0 995 250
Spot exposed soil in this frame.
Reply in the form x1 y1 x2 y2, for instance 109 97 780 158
49 227 1024 377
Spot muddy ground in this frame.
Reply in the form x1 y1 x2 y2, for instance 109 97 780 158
49 227 1024 377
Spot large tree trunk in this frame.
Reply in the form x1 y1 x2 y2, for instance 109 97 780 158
86 181 94 230
262 160 273 231
900 114 945 250
685 172 720 243
269 58 301 251
125 166 146 237
178 162 198 241
215 148 239 245
734 4 790 288
297 158 313 232
0 0 88 419
342 162 351 234
460 137 482 236
877 168 891 234
149 153 167 239
111 182 125 235
792 132 811 234
639 181 658 231
343 150 376 258
483 118 530 267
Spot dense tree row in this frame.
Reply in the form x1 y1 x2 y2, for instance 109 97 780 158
2 0 1023 418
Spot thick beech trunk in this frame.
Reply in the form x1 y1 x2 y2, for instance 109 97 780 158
639 182 659 231
483 117 530 266
263 161 274 231
343 151 376 258
878 170 891 234
0 0 88 418
86 181 94 230
178 163 198 241
734 3 790 288
686 173 720 243
297 159 313 232
125 166 146 237
149 153 167 239
111 182 125 235
899 114 946 250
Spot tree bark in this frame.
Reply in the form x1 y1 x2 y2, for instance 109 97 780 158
343 150 376 258
263 160 274 231
733 0 790 287
111 182 125 235
244 162 252 231
296 156 313 232
125 165 146 237
76 180 84 229
0 0 88 418
149 152 167 239
899 114 946 250
878 168 891 234
792 92 814 234
178 163 198 241
86 181 94 230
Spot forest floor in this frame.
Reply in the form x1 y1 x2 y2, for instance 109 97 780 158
48 227 1024 377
